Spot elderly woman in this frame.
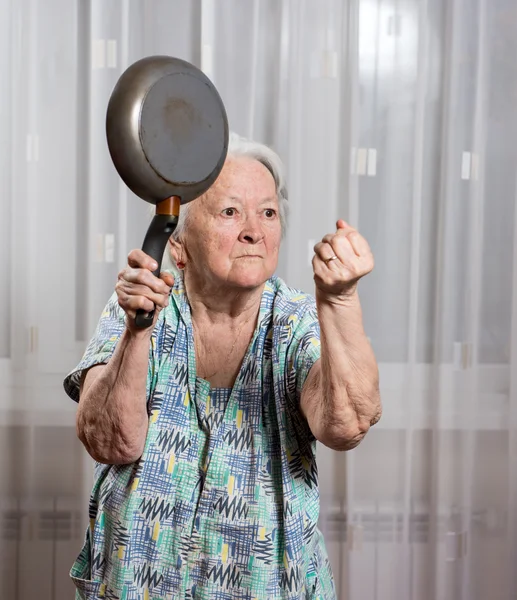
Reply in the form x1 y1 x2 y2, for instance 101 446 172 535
64 133 381 600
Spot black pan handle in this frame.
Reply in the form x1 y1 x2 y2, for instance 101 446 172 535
135 213 179 329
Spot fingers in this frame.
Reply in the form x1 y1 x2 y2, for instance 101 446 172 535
160 271 175 287
116 280 169 309
116 250 174 321
121 265 170 294
311 251 334 278
311 221 374 299
345 230 371 257
317 232 356 263
127 249 159 271
321 222 372 260
313 241 334 262
336 219 353 232
116 289 155 316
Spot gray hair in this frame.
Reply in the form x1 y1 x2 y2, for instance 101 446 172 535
161 132 288 271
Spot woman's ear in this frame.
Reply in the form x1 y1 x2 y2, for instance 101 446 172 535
168 237 186 269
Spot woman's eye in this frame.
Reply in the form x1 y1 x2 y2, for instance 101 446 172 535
264 209 276 218
223 208 236 217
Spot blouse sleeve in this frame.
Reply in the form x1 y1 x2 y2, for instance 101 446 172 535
62 293 159 404
286 298 321 402
278 295 321 446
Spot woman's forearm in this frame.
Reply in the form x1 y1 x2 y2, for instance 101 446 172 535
76 327 152 464
303 289 381 451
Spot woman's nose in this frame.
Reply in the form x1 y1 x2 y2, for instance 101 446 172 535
239 216 264 244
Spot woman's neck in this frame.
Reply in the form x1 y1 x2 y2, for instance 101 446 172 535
184 271 264 326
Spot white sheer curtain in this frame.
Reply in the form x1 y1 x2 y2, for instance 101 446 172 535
1 0 516 598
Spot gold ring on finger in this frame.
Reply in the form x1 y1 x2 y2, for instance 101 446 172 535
325 255 338 265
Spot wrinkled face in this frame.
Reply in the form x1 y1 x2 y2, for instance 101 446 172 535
178 156 282 290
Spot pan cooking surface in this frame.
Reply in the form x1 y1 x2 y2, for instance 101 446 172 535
140 71 227 187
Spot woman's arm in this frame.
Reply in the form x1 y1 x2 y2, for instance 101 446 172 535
76 249 173 465
300 219 381 451
76 327 153 465
300 290 380 451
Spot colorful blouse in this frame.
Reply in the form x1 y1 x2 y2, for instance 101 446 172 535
64 273 336 599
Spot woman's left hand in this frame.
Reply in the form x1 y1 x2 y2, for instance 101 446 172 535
312 219 374 301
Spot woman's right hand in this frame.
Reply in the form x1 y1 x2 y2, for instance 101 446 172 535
115 249 174 333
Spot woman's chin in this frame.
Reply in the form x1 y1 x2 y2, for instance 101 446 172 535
227 264 274 289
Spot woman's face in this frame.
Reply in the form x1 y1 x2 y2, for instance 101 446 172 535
178 156 282 291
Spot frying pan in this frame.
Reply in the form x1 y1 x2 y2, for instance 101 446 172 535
106 55 229 328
